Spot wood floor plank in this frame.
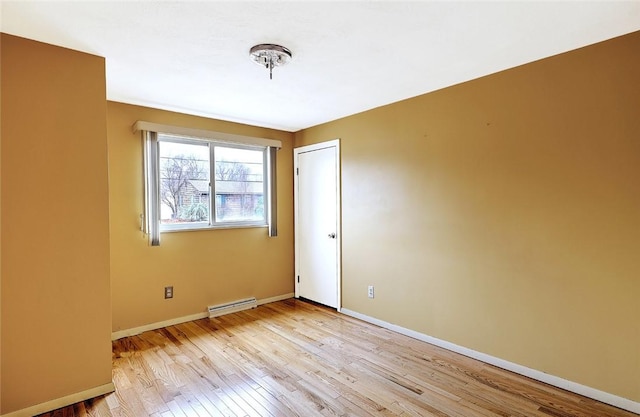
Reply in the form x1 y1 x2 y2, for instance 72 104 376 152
172 393 210 417
73 402 88 417
37 299 638 417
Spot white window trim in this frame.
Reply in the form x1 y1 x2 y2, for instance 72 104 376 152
137 121 280 245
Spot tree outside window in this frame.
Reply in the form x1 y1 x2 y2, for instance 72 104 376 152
158 137 265 227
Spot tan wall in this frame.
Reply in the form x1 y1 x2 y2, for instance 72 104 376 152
295 31 640 402
0 34 112 413
107 102 294 332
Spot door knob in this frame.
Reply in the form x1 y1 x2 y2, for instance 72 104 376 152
328 233 336 239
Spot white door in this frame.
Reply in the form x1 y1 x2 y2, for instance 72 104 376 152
294 140 340 309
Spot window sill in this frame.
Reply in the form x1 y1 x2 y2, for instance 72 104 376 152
160 223 268 233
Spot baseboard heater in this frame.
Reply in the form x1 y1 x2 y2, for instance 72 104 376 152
208 297 257 318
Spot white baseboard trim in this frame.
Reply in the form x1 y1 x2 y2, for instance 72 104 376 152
257 292 294 306
112 293 294 340
112 311 208 340
1 382 115 417
340 308 640 415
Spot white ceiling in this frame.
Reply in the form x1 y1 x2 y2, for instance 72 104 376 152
2 1 639 132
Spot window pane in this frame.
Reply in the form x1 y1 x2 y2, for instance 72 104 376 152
214 146 264 222
159 139 210 225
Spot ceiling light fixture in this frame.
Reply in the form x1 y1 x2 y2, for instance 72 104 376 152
249 44 292 80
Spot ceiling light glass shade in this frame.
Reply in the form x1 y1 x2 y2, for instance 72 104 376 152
249 44 292 79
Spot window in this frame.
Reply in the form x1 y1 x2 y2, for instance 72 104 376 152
137 120 280 245
157 134 267 230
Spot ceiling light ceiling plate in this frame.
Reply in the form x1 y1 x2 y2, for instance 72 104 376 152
249 44 292 68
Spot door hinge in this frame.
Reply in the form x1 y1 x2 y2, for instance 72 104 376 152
296 168 299 175
297 275 300 283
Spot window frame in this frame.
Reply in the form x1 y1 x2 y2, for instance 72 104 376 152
157 133 269 232
137 121 280 245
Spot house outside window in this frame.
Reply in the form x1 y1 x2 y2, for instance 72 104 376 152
158 134 266 230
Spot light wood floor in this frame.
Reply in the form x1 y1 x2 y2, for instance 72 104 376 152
39 299 636 417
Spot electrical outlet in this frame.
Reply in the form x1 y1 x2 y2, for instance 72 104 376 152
164 286 173 299
368 285 374 299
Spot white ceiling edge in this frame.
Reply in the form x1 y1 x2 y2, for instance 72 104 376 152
2 1 639 133
110 96 298 134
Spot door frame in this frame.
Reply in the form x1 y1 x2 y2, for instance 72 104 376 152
294 139 341 311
